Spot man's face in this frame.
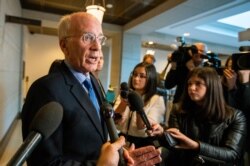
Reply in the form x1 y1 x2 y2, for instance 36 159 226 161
192 44 206 66
96 51 104 72
61 14 104 74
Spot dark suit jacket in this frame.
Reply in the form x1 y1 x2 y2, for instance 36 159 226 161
21 61 107 166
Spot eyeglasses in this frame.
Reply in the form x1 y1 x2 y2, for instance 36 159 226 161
132 72 147 79
65 32 107 46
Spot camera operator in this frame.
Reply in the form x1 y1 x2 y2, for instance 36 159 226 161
165 42 208 103
222 54 250 165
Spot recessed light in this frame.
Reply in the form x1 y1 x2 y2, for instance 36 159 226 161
148 41 154 45
106 4 113 8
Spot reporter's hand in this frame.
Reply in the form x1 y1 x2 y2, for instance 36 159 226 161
238 70 250 83
222 68 237 90
146 123 164 137
125 144 162 166
167 128 199 150
97 136 127 166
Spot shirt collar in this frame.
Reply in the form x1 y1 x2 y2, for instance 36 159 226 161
64 60 90 83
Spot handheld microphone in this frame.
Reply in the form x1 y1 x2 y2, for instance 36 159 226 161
127 92 176 148
101 102 126 166
120 82 130 99
127 91 152 130
7 101 63 166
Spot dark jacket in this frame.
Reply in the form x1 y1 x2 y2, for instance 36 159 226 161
165 65 189 103
21 61 107 166
165 105 247 166
223 82 250 152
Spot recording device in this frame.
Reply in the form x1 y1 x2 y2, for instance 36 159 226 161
127 91 152 130
127 91 178 148
203 52 223 75
232 46 250 71
7 102 63 166
120 82 130 99
170 37 199 67
158 132 178 148
101 102 126 166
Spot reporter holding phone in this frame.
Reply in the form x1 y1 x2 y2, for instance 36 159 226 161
149 67 247 166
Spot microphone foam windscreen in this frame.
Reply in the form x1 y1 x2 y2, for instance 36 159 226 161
29 101 63 139
120 82 129 90
127 91 144 112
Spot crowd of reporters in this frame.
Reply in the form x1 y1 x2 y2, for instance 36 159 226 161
18 10 249 166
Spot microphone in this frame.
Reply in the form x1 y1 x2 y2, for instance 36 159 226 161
101 102 126 166
127 92 177 148
7 101 63 166
120 82 130 99
127 91 152 130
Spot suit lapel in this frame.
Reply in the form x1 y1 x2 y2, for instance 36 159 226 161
60 62 106 141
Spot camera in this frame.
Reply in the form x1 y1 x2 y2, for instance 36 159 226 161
203 52 223 75
170 40 198 67
232 46 250 71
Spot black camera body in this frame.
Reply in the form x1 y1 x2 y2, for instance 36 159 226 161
171 45 198 67
203 52 223 75
232 52 250 71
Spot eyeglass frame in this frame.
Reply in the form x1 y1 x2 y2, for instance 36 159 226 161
64 32 107 46
131 72 147 79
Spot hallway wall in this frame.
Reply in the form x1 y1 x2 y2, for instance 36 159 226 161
0 0 23 153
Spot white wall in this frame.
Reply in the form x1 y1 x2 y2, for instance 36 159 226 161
0 0 22 141
23 32 64 96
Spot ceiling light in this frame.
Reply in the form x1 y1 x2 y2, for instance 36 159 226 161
86 0 106 23
106 4 113 8
148 41 154 45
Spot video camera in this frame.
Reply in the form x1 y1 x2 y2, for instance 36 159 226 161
203 52 223 75
171 37 224 75
170 37 198 67
232 46 250 71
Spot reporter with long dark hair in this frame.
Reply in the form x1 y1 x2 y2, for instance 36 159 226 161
149 67 247 165
114 62 165 148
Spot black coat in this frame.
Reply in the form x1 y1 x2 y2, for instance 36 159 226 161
21 61 107 166
223 82 250 152
165 106 247 166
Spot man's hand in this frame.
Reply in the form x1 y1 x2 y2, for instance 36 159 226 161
97 136 130 166
124 144 162 166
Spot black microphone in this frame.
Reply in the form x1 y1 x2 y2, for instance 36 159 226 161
120 82 130 99
101 102 126 166
127 91 152 130
7 101 63 166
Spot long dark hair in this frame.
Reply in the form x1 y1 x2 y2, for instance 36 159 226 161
128 62 157 105
180 67 231 122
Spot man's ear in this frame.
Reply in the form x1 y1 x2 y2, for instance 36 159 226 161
59 39 67 53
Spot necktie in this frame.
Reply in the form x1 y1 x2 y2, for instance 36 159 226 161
83 79 100 119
